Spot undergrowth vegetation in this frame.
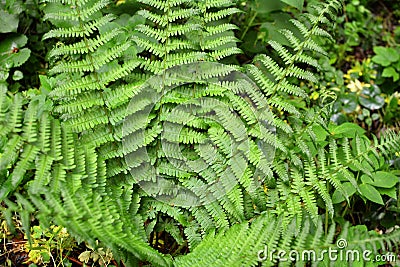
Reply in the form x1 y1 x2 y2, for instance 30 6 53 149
1 0 400 266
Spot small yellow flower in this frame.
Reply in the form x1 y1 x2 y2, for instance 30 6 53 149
116 0 125 5
310 91 319 100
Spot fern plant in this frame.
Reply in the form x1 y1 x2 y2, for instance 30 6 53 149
0 84 171 266
243 0 399 227
43 0 272 251
127 0 280 248
1 0 400 266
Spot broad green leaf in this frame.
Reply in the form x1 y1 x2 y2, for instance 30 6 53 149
260 13 302 47
370 171 398 188
382 67 399 81
359 86 385 110
338 93 357 113
12 70 23 81
377 187 397 199
0 35 31 68
360 174 373 184
371 113 380 120
372 46 399 67
330 122 365 138
39 75 52 92
330 113 348 125
0 10 18 33
332 182 356 204
280 0 304 10
359 183 384 205
0 48 31 68
0 34 28 51
312 124 329 142
251 0 285 13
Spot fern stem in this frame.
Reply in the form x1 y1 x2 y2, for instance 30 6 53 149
325 182 329 235
341 202 349 217
297 107 325 138
74 0 114 137
240 10 257 40
171 241 188 256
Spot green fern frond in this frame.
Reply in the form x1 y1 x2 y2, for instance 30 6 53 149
49 29 122 58
50 42 131 74
43 0 109 22
43 14 115 39
203 8 241 23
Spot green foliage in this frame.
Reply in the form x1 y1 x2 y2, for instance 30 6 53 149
1 0 400 266
329 59 400 131
326 0 382 67
78 240 114 266
25 224 76 265
372 46 400 82
0 0 52 94
329 127 400 205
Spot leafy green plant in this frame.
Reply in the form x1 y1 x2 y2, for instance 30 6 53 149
372 46 400 82
0 35 31 81
1 0 400 266
328 122 399 205
24 224 75 266
235 0 307 60
0 0 51 91
325 0 383 67
0 0 31 90
332 80 384 127
78 240 114 267
330 59 400 132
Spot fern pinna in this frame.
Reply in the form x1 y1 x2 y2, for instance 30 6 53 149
1 0 400 266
